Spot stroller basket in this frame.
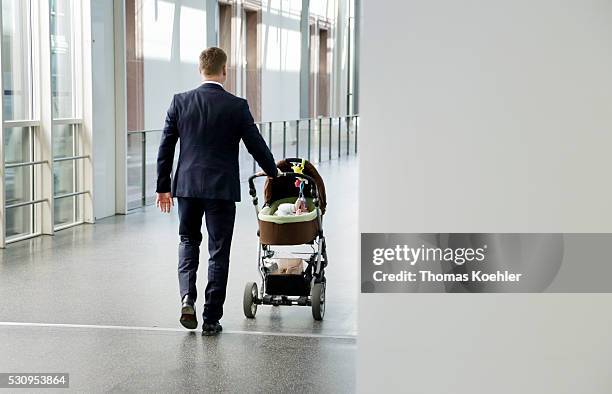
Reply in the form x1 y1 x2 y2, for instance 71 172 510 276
266 274 310 296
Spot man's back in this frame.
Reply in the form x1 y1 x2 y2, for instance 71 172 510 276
156 83 277 202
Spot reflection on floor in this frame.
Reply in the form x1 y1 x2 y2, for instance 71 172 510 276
0 156 358 392
0 326 355 392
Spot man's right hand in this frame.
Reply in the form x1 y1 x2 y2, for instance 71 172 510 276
156 192 174 213
268 167 283 180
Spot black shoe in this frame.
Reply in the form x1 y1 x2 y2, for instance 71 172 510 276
180 296 198 330
202 321 222 336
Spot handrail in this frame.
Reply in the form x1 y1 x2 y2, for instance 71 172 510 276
5 160 48 169
126 114 360 134
53 155 90 163
127 129 161 134
53 190 90 200
5 155 90 169
127 114 359 210
52 118 84 125
3 119 41 128
6 198 48 210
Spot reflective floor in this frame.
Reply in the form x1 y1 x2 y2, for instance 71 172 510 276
0 156 358 392
0 326 355 393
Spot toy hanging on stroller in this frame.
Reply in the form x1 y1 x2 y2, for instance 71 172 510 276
243 158 328 320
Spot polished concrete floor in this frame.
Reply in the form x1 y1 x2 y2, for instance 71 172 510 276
0 157 358 393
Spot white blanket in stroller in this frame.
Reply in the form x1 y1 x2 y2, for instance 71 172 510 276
258 198 318 224
275 203 297 216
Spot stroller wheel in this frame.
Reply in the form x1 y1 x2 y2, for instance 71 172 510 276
243 282 258 319
311 282 325 321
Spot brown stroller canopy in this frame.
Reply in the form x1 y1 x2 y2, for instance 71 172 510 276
263 159 327 214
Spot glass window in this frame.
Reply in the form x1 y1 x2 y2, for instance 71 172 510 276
51 0 81 229
1 0 34 120
53 123 74 158
4 128 34 239
4 126 32 164
2 0 36 241
53 124 77 227
6 205 33 239
50 0 78 119
5 166 32 206
53 160 76 227
127 133 144 210
144 131 161 205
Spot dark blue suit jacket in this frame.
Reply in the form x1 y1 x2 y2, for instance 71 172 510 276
156 83 277 201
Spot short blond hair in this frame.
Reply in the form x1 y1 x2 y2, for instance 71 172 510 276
199 47 227 75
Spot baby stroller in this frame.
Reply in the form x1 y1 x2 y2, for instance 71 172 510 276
243 158 328 320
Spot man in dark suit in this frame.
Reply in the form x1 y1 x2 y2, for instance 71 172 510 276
155 47 278 336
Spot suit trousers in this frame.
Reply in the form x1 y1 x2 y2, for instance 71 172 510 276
177 197 236 323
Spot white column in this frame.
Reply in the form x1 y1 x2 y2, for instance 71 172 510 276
299 0 311 118
234 1 244 97
352 0 359 114
81 0 95 223
206 0 218 47
37 0 55 235
0 4 5 248
113 0 128 214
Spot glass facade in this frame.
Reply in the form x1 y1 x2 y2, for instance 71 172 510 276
2 0 37 241
0 0 85 244
0 0 358 242
53 124 78 227
123 0 359 210
3 125 35 239
51 0 81 229
124 0 207 209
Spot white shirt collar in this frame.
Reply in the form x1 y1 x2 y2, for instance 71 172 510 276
202 80 223 87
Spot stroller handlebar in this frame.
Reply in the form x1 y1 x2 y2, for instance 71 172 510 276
248 171 319 199
283 157 305 165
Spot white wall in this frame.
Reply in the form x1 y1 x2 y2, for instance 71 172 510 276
310 0 334 19
261 0 302 121
90 0 116 219
137 0 350 125
88 0 352 216
142 0 207 130
330 0 348 116
311 0 354 117
359 0 612 393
